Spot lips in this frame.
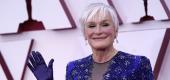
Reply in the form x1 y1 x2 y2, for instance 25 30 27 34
92 36 107 40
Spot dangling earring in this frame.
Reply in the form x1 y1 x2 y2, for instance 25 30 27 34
114 35 119 43
116 38 119 43
114 36 119 44
115 31 119 43
84 35 88 45
85 40 88 45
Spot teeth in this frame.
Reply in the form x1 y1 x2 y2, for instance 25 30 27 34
94 37 105 39
93 38 105 40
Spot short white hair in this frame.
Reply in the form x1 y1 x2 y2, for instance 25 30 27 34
80 3 119 33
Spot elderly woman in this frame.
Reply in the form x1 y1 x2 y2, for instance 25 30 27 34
27 3 154 80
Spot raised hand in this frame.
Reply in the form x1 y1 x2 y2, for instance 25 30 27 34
27 51 54 80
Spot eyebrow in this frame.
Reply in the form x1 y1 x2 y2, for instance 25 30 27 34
87 19 109 23
102 20 109 22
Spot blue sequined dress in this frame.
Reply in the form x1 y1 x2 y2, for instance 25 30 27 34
66 51 154 80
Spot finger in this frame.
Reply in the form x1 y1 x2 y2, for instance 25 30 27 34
32 51 40 64
48 59 54 69
28 53 37 68
47 59 54 78
36 51 46 64
27 61 35 72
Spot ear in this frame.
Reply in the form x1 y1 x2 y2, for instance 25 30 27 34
114 29 118 39
84 34 87 40
83 31 88 40
116 30 118 37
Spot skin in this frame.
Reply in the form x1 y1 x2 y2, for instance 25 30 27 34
84 12 118 63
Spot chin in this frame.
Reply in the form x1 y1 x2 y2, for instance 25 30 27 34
91 43 110 50
88 39 113 50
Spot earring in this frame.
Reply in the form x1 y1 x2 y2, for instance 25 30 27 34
85 40 88 45
115 38 119 43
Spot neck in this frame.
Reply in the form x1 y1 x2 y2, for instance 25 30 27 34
92 46 117 63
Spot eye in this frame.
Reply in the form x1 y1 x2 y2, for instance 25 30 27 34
88 24 96 28
102 23 109 27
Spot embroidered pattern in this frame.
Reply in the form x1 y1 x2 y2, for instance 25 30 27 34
66 51 154 80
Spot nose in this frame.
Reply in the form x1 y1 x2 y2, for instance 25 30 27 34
94 26 102 34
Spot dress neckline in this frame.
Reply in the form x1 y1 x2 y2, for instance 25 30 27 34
92 51 121 64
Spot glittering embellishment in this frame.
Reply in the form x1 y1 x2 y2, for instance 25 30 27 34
85 69 88 72
105 73 110 78
66 51 154 80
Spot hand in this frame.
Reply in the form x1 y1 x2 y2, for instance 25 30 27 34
27 51 54 80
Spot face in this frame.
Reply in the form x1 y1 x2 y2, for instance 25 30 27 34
84 12 117 50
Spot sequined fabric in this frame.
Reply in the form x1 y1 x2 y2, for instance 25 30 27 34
66 51 154 80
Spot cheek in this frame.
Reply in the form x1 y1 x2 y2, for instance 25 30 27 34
84 29 92 39
104 28 115 36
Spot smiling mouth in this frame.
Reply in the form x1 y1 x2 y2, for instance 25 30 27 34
92 37 107 40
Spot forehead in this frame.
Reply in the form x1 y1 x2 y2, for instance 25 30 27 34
86 11 113 23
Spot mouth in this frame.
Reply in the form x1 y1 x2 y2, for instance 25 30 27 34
92 36 107 41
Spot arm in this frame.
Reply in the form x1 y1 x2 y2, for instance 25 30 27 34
66 62 75 80
139 56 154 80
27 51 54 80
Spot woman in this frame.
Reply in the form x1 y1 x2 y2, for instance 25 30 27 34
27 3 154 80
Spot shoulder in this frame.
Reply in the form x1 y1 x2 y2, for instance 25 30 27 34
116 51 152 70
66 54 92 72
117 51 154 79
66 55 92 79
117 51 151 63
